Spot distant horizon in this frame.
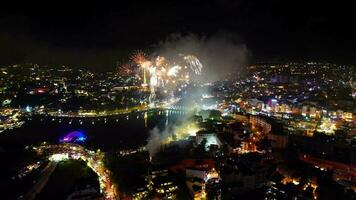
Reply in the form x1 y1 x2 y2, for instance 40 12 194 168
2 59 354 73
1 1 355 70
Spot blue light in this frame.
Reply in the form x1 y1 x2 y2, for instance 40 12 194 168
59 131 87 143
76 136 87 142
26 106 32 112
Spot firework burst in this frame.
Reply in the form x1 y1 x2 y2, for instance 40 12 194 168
131 50 147 65
117 62 133 76
129 50 203 105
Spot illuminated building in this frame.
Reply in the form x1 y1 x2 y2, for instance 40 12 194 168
0 108 26 133
186 168 220 183
300 154 356 182
309 107 317 118
185 167 220 200
342 112 353 122
186 178 207 200
196 131 222 150
149 167 179 199
249 116 272 134
316 117 337 135
240 140 257 153
59 131 87 143
277 165 301 185
302 106 308 117
49 153 69 162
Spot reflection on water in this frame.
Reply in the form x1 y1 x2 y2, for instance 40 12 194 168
144 112 148 128
0 109 188 151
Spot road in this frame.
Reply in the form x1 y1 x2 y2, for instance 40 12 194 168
37 143 119 199
23 161 57 200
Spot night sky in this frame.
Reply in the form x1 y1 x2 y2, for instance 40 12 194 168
0 0 355 70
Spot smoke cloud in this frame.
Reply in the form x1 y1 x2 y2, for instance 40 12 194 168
146 113 199 158
147 31 249 157
156 31 250 82
147 127 162 157
147 125 176 158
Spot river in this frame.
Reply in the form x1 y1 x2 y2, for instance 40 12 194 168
0 109 188 151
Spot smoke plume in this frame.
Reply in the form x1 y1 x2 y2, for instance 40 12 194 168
147 127 162 157
156 31 250 82
146 113 199 158
146 31 249 157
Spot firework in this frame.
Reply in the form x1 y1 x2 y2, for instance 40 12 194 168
167 65 181 77
117 62 133 76
130 50 147 65
155 56 167 67
131 50 150 87
183 55 203 75
130 50 203 105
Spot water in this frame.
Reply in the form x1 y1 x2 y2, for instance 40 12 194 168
0 109 190 199
0 109 187 151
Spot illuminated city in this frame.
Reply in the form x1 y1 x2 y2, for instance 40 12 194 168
0 1 355 200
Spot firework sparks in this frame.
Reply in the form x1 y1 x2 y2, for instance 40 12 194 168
183 55 203 75
167 65 181 77
131 50 147 65
130 50 203 105
117 62 133 76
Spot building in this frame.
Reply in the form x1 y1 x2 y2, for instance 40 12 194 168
149 167 178 199
196 131 222 149
186 177 207 200
186 167 220 182
249 116 272 134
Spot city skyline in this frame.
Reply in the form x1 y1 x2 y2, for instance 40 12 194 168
0 1 355 200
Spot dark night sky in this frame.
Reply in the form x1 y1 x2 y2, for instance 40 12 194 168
0 0 355 70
